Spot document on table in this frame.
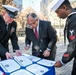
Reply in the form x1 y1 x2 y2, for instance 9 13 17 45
10 69 33 75
14 56 32 67
22 53 31 57
26 64 48 75
0 59 20 73
23 54 41 62
27 55 41 62
37 59 56 67
0 70 4 75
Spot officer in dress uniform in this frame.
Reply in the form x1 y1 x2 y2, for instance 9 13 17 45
0 5 22 60
49 0 76 75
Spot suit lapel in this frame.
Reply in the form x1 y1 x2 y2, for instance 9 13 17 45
5 24 10 36
39 20 43 39
3 24 11 41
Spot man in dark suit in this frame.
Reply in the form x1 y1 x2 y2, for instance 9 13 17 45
0 5 22 60
25 13 57 60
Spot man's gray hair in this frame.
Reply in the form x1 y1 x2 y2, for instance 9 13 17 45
27 13 38 20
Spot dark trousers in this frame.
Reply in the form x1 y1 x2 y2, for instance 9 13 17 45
71 58 76 75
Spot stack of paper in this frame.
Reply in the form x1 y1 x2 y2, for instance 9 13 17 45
37 59 56 67
14 56 32 67
22 54 31 57
27 56 41 62
10 69 33 75
0 59 20 73
26 64 48 75
23 54 41 62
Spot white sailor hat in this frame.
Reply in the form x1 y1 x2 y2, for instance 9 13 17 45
49 0 65 12
2 5 19 18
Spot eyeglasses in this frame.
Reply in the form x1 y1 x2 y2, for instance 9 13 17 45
28 20 37 25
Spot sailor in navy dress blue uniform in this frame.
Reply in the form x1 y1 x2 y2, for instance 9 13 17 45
49 0 76 75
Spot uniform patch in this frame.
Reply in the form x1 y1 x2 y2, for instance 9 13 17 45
69 35 75 40
63 54 69 57
69 30 75 40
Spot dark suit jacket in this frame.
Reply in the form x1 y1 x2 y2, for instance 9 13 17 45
0 15 19 57
25 20 57 57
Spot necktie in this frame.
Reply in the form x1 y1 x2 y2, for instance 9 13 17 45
34 28 38 39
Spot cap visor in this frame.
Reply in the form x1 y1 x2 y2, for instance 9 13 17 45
8 13 16 18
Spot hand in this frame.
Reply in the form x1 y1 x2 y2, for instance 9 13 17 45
15 50 22 56
5 52 13 59
54 61 63 67
25 46 30 50
43 50 50 57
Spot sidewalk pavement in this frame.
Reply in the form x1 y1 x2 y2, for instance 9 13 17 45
9 36 73 75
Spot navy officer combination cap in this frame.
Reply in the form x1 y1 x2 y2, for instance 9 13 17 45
2 5 19 18
49 0 65 12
